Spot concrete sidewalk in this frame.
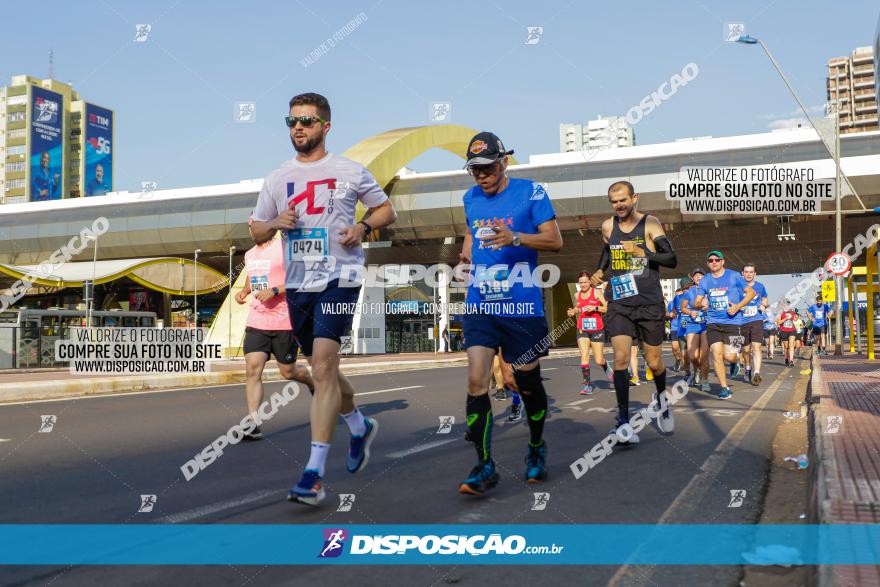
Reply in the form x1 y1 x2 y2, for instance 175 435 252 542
810 353 880 587
0 348 582 404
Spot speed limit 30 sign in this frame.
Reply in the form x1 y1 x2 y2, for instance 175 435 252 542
825 252 852 276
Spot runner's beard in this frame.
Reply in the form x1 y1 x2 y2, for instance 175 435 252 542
292 134 323 155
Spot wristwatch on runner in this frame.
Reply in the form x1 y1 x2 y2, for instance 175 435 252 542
511 232 521 247
359 221 373 236
272 286 280 297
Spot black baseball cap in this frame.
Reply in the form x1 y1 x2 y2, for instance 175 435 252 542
690 267 705 277
464 131 514 168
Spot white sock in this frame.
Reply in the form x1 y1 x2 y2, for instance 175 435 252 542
342 408 367 436
306 441 331 476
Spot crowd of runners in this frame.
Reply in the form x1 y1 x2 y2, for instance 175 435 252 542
233 91 835 505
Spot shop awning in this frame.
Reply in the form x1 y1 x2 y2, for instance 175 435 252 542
0 257 228 296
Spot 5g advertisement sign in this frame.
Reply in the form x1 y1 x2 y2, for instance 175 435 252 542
84 103 113 196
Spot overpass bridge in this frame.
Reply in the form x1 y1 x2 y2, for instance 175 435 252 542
1 125 879 353
0 126 878 279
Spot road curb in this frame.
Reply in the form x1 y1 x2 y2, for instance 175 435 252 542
809 356 835 587
0 349 582 403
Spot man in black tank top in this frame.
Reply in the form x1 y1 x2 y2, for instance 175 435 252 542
591 181 678 443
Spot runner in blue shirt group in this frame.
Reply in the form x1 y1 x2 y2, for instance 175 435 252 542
680 268 710 393
807 294 833 355
456 131 563 495
740 263 769 386
670 280 692 380
763 309 778 360
691 250 755 400
667 288 684 372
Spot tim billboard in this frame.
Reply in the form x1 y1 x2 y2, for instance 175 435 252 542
84 103 113 196
29 86 63 201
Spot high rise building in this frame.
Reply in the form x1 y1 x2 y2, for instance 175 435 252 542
826 47 878 134
560 115 634 153
0 75 114 204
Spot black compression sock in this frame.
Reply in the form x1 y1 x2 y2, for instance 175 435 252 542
612 369 630 423
653 368 666 396
514 366 548 446
466 393 493 463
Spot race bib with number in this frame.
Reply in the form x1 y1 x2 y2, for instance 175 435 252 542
743 305 758 318
476 267 511 301
287 227 328 262
250 275 269 291
815 310 824 320
610 273 638 300
475 226 497 249
691 312 704 323
783 319 794 329
581 317 598 331
709 292 729 311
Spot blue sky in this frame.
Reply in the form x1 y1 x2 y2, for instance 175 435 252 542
1 0 878 193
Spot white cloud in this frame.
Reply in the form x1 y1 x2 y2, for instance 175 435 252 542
761 105 825 120
767 117 808 130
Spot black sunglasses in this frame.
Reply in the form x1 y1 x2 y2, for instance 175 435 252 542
468 161 501 177
707 258 722 263
285 115 326 128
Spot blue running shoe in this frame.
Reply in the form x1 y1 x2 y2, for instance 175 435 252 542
287 469 325 505
730 362 741 379
719 387 733 400
525 441 547 483
347 417 379 474
458 460 499 495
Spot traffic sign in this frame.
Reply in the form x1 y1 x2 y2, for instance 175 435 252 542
822 280 836 302
825 252 851 276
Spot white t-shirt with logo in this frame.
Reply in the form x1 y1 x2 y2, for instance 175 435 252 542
251 153 388 291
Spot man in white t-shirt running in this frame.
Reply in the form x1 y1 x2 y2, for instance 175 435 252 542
251 92 397 506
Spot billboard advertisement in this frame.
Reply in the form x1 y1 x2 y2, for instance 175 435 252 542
84 103 113 196
29 86 64 201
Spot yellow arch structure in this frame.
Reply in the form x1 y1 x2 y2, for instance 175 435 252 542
210 124 518 357
341 124 518 189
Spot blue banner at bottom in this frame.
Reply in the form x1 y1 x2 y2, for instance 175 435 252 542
1 525 879 565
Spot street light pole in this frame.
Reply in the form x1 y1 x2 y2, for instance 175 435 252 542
86 235 98 328
228 245 235 357
193 249 201 328
736 34 849 354
834 109 843 354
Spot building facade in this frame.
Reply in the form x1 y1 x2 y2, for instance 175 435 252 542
826 47 878 134
0 75 114 204
559 115 634 153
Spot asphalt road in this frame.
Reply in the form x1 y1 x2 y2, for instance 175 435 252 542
0 349 810 587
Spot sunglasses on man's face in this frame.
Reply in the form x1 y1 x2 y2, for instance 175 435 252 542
285 115 325 128
707 258 722 263
468 162 501 178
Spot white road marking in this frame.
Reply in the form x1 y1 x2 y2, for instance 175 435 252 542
0 438 10 442
158 489 278 524
386 438 459 459
566 398 595 406
356 385 423 396
542 368 558 371
608 367 792 587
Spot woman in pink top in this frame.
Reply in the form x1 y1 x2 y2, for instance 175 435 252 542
235 230 313 440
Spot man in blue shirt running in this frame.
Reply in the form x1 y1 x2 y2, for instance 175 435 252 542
455 131 563 496
692 250 755 400
807 294 833 355
740 263 769 386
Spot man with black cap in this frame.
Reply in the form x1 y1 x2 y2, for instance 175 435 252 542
455 131 563 495
591 181 678 444
680 267 710 392
691 250 755 400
